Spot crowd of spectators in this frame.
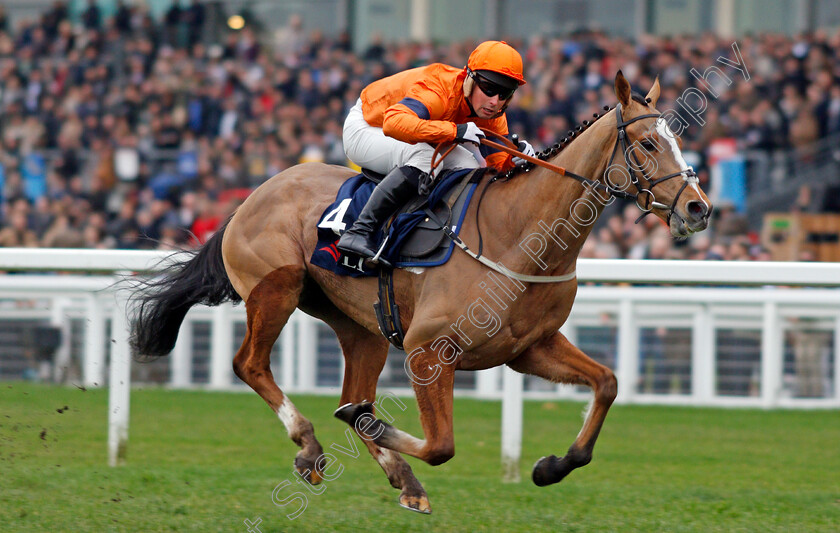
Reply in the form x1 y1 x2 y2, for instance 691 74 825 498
0 1 839 261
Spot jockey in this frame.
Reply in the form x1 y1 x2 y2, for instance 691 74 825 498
337 40 534 266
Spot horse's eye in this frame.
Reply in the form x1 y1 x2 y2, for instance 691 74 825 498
640 140 655 151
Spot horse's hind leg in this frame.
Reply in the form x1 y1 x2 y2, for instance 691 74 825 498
232 266 325 483
332 323 431 513
507 331 617 486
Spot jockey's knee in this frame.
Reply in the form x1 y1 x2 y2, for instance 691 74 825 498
442 144 482 170
403 144 436 173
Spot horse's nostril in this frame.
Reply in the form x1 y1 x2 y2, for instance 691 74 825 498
686 200 707 219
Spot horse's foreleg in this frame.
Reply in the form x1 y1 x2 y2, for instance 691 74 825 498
334 328 430 513
335 341 456 467
233 266 324 483
507 331 617 487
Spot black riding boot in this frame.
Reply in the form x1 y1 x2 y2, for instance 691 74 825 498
337 165 422 267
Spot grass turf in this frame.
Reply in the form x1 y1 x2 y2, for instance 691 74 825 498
1 383 838 532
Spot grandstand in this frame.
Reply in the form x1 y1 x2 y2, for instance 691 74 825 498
0 0 837 391
1 1 839 262
0 2 835 356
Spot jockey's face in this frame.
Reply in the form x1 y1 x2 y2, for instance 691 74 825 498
468 84 506 119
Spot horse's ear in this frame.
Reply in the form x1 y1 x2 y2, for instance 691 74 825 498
614 70 631 107
645 76 661 107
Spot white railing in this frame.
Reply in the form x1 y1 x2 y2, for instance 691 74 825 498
1 249 839 473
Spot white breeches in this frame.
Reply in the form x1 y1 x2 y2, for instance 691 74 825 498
342 98 482 175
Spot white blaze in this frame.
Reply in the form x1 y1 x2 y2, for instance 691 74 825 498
655 118 691 175
655 118 708 207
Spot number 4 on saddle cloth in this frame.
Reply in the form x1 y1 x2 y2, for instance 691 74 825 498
311 167 488 277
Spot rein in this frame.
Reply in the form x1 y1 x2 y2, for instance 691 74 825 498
425 103 696 284
479 130 633 201
478 103 696 218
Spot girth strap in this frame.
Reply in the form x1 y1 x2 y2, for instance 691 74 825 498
374 267 406 349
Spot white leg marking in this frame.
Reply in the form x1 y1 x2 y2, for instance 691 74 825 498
372 447 402 473
277 397 299 437
576 398 594 440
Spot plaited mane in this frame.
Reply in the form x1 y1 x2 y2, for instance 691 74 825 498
500 92 651 180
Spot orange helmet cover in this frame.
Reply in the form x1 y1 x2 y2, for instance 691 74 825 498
467 41 526 86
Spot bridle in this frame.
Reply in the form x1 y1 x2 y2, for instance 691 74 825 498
423 101 700 284
475 102 698 224
607 102 698 224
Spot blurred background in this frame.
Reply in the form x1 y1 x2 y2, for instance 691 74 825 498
1 1 840 259
0 1 838 402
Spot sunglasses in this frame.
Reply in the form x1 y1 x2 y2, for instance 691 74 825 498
472 73 516 100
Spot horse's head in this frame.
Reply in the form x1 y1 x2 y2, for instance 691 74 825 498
609 71 712 237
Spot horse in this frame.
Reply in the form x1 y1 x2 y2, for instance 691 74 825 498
130 72 711 514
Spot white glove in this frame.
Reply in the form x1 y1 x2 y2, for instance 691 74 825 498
512 139 535 165
455 122 485 144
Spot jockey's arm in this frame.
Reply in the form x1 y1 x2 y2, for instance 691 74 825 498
382 100 458 145
381 82 516 172
381 76 458 145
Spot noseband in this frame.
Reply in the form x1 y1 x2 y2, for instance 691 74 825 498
607 103 698 223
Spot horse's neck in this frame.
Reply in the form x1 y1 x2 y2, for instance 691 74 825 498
493 116 618 276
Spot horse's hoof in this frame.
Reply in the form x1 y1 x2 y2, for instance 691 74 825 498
294 451 323 485
399 492 431 514
333 401 374 425
532 455 562 487
333 403 354 423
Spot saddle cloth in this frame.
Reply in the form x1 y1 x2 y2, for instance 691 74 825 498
310 168 486 277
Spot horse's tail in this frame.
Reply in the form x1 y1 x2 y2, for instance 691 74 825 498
129 220 241 357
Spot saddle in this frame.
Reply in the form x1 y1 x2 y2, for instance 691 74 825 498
360 167 483 264
311 167 487 277
311 167 488 350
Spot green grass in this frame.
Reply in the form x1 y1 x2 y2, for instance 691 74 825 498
1 383 838 532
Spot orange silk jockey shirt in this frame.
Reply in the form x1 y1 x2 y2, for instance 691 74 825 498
360 63 515 172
